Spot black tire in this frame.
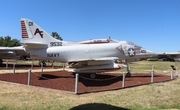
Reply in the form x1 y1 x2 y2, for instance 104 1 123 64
90 73 96 79
0 59 3 66
39 61 46 67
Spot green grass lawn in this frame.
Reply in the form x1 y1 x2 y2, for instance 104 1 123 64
0 61 180 110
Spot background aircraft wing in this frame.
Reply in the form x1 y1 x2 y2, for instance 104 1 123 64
152 52 180 62
157 52 180 58
0 46 28 59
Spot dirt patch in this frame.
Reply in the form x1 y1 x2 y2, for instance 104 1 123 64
0 71 173 94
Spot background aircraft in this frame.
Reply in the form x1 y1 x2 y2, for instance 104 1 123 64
0 46 27 59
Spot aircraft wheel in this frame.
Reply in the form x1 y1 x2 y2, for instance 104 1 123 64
126 72 131 77
90 73 96 79
0 59 3 66
39 61 46 67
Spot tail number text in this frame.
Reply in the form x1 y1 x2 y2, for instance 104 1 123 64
50 42 62 46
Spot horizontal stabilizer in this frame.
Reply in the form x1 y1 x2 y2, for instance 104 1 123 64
21 42 48 48
0 46 25 51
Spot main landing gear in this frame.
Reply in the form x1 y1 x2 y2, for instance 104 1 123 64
126 60 131 77
72 73 97 79
89 73 96 79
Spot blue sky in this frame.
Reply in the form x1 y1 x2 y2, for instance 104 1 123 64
0 0 180 52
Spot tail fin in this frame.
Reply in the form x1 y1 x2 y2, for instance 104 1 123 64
21 18 65 47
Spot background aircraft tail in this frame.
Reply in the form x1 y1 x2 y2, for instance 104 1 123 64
21 18 68 47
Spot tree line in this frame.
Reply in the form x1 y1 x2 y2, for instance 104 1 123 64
0 32 62 47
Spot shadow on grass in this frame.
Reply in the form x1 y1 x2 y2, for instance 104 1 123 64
69 103 130 110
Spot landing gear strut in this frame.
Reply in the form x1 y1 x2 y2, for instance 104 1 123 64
39 60 46 67
72 73 97 79
81 73 97 79
126 60 131 77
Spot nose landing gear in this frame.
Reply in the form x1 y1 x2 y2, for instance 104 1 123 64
126 60 131 77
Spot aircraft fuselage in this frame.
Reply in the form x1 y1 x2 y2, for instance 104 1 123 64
28 43 125 62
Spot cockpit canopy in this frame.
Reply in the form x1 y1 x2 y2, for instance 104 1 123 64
126 41 142 48
118 41 142 48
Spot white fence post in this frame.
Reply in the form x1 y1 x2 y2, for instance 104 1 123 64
6 60 8 69
52 61 54 69
171 68 174 80
41 63 43 72
75 73 79 94
151 66 154 83
28 70 31 85
122 72 125 88
176 67 178 77
63 63 65 71
13 60 16 74
31 60 34 69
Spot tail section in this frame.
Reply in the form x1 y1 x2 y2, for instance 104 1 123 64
21 18 67 47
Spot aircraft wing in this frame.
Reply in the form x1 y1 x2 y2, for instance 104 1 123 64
0 46 28 59
78 57 119 61
68 57 120 68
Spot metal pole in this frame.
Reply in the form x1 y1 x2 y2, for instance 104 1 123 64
176 67 178 77
63 63 65 71
31 60 34 69
171 68 173 80
129 64 131 71
151 66 154 83
126 60 131 76
75 73 79 94
122 72 125 88
6 60 8 69
41 63 43 72
52 61 54 69
127 62 131 73
28 70 31 85
13 60 16 74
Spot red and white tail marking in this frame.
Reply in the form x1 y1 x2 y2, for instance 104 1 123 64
21 21 28 38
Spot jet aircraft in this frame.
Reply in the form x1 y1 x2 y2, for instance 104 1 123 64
18 18 155 78
0 18 155 78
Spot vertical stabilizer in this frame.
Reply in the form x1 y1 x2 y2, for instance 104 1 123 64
21 18 66 47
